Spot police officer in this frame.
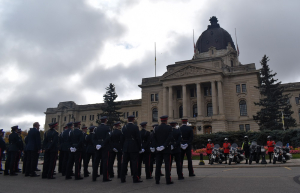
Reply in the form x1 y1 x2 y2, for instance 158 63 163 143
120 115 142 183
92 116 111 182
25 122 41 177
84 126 95 177
170 121 184 180
180 118 195 177
108 122 123 178
267 136 275 163
153 115 173 185
61 123 73 176
223 138 231 164
22 132 29 174
5 125 21 176
0 129 5 173
58 125 68 173
138 122 152 179
66 121 84 180
42 122 59 179
15 128 23 173
242 136 251 164
81 126 88 174
206 139 214 158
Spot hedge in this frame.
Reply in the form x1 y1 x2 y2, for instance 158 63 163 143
192 129 300 149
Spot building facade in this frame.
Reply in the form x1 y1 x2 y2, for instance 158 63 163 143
44 17 300 134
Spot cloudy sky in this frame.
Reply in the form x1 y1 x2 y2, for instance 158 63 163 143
0 0 299 131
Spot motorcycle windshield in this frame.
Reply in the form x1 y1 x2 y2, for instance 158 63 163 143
214 144 220 149
250 141 257 149
276 141 283 148
231 143 238 151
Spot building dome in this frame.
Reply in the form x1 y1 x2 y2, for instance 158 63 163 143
196 16 236 53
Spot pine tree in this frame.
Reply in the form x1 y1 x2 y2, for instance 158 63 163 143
253 55 296 130
97 83 123 128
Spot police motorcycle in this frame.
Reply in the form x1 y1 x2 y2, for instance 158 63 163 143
249 141 261 164
209 144 223 164
273 141 292 164
228 143 245 165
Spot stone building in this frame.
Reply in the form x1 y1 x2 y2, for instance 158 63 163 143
44 17 300 134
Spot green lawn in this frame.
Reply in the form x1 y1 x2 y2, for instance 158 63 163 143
186 154 300 160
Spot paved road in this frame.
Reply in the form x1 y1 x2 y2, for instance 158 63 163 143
1 165 300 193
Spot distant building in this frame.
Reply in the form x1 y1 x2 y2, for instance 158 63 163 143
45 17 300 134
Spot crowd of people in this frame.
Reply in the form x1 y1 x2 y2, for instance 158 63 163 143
1 115 196 185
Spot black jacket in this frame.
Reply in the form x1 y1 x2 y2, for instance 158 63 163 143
121 123 141 153
43 128 59 152
24 136 28 151
8 132 21 152
26 128 41 151
0 136 6 152
17 135 24 151
61 128 72 152
153 123 173 154
86 133 95 154
171 128 182 154
69 128 84 151
82 133 88 153
110 129 123 152
180 125 193 145
93 124 111 150
140 129 150 153
58 132 63 151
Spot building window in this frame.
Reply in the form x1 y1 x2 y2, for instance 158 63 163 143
179 106 183 118
123 113 126 119
239 100 247 116
236 85 241 93
64 117 66 121
296 97 299 104
207 103 213 117
193 104 197 117
239 124 244 131
245 124 250 132
155 94 159 101
151 93 159 102
151 94 154 101
242 84 247 92
133 112 135 117
177 90 181 98
136 111 138 117
204 87 211 96
127 112 129 118
90 115 94 121
190 88 195 97
152 108 158 122
231 60 233 67
97 114 100 120
82 116 86 122
52 118 56 123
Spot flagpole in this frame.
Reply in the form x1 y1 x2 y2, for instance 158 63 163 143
235 28 239 61
155 42 156 77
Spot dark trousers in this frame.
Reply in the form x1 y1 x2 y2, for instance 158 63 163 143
42 151 57 178
25 151 38 175
171 153 183 178
93 149 109 181
36 153 39 168
15 151 21 171
268 152 273 162
109 151 122 178
5 151 17 174
150 152 155 174
180 146 194 175
224 153 229 162
66 151 82 178
155 153 172 183
244 150 250 159
138 152 151 178
22 151 28 174
62 151 69 175
84 152 94 175
58 151 64 173
0 148 3 170
121 152 139 182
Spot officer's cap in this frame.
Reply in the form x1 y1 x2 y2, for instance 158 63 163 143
17 128 22 133
267 136 272 139
160 115 168 121
74 121 81 126
11 125 18 130
67 122 73 126
88 126 95 131
208 139 212 142
49 122 58 128
0 129 4 133
169 121 177 126
114 121 121 126
81 126 87 130
181 118 188 122
63 125 68 129
224 138 228 141
152 124 158 127
140 122 147 126
100 116 107 120
128 115 135 121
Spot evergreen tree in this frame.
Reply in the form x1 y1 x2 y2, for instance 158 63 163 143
97 83 123 128
253 55 296 130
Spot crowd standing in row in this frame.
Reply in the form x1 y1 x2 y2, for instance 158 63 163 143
1 115 196 185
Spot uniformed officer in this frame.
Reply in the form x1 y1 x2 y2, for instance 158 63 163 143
108 122 123 178
170 121 184 180
84 126 96 177
267 136 275 163
149 125 157 175
180 118 195 177
206 139 214 158
120 115 143 183
58 125 68 173
22 132 29 174
0 129 6 174
153 115 173 185
42 122 59 179
242 136 251 164
15 128 23 173
92 116 111 182
80 126 88 174
5 125 21 176
66 121 84 180
138 122 152 179
61 123 73 176
25 122 41 177
223 138 231 164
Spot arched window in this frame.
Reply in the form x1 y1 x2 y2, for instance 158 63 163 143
239 100 247 116
152 108 158 122
207 103 213 117
193 104 197 117
231 60 234 67
179 106 183 118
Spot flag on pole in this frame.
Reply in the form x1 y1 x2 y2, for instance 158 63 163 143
237 44 240 56
194 43 196 54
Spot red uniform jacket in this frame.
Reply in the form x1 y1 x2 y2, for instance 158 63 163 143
206 143 214 154
223 142 231 154
267 141 275 152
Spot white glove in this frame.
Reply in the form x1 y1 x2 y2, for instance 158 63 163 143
142 149 145 153
96 145 102 150
150 147 155 152
156 147 162 151
70 147 73 152
180 144 185 149
113 148 118 152
73 147 77 152
171 145 174 150
157 146 165 152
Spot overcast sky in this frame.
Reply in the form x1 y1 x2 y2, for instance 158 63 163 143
0 0 299 131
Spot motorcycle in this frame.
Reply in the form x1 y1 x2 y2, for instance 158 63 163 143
228 143 245 165
273 141 292 164
249 141 261 164
209 144 223 164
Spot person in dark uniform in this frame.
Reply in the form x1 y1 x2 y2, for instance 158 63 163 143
84 126 96 177
15 128 23 173
179 118 195 177
153 115 173 185
58 125 68 173
80 126 88 174
0 129 6 173
61 122 73 176
22 132 29 174
170 121 184 180
66 121 84 180
242 136 251 164
42 122 59 179
92 116 111 182
149 126 157 175
108 122 123 178
5 126 21 176
120 115 142 183
138 122 152 179
25 122 41 177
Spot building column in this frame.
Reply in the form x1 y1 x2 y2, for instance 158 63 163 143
163 86 168 115
217 81 224 115
211 81 218 115
182 84 187 118
168 86 173 118
196 83 203 117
